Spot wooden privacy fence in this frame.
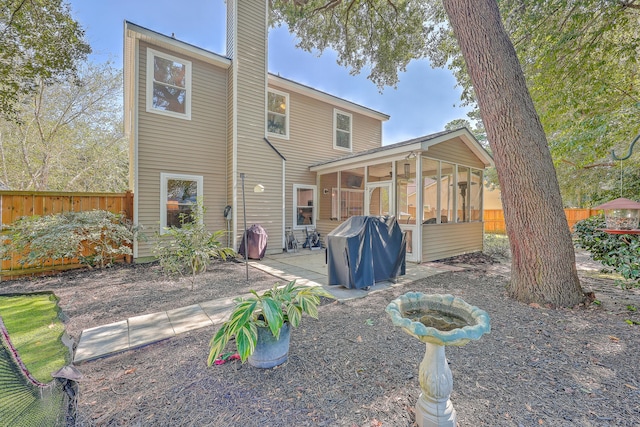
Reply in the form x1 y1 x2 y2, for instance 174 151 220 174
1 191 133 280
484 208 600 234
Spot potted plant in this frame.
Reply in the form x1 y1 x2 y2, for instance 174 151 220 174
207 280 333 368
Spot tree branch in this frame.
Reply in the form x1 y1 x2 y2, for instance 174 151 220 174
2 0 30 36
312 0 342 14
561 159 617 169
618 0 640 10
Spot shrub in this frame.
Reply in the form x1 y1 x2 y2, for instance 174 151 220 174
483 233 511 259
574 214 640 289
153 205 235 287
0 210 138 269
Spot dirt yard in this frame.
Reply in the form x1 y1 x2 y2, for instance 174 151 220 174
3 254 640 426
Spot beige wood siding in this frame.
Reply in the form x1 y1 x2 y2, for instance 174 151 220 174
422 222 483 261
135 41 228 258
268 84 383 238
425 137 486 169
318 173 338 220
231 2 283 255
124 34 136 192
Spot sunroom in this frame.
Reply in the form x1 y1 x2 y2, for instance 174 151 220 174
309 128 494 263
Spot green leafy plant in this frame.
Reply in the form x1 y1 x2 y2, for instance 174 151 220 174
154 203 235 287
574 214 640 289
208 280 334 365
0 210 138 269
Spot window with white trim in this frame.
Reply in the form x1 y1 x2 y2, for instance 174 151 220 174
160 173 203 233
267 90 289 138
334 109 352 151
294 184 316 229
147 49 192 119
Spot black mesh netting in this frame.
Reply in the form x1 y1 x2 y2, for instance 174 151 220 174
0 317 77 427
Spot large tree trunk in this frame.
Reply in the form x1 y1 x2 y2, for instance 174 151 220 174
442 0 586 306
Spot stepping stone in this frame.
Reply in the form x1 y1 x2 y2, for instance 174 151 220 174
128 312 175 348
200 297 237 324
74 320 129 363
167 304 213 334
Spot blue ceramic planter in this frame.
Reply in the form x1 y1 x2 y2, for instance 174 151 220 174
248 323 291 368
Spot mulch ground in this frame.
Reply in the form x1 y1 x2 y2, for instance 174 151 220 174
3 253 640 426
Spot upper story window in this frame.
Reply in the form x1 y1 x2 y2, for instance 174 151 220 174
267 90 289 139
334 109 352 151
147 48 192 120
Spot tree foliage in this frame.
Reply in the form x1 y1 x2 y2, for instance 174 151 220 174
0 0 91 120
270 0 439 89
432 0 640 204
0 62 128 191
271 0 640 207
502 0 639 164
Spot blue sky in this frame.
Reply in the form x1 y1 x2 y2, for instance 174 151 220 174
68 0 470 144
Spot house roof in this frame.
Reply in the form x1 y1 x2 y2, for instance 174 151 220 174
268 74 389 122
124 21 389 121
124 21 232 68
309 128 494 172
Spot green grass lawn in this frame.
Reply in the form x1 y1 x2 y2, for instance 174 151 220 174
0 293 69 383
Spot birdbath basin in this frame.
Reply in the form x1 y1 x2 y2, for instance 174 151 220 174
386 293 490 427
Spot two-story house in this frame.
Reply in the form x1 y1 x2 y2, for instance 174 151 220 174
124 1 493 264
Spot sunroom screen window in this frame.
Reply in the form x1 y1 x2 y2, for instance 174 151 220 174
338 169 364 219
440 162 455 223
422 158 440 223
470 169 483 221
457 166 470 222
396 158 416 224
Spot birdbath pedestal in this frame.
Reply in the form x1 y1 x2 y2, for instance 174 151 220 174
386 293 491 427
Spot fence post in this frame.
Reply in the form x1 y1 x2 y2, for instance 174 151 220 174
124 190 134 222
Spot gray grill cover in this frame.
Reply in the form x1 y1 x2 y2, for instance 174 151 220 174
239 224 268 260
327 216 406 289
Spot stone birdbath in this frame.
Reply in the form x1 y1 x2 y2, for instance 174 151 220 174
386 293 491 427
